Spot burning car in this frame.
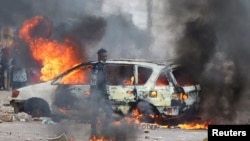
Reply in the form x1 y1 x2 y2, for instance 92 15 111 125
10 59 201 122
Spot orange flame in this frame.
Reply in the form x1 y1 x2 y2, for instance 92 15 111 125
177 121 210 130
19 16 82 81
123 108 141 124
122 76 134 85
89 136 114 141
58 108 67 115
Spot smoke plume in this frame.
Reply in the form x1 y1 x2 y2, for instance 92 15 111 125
166 0 250 123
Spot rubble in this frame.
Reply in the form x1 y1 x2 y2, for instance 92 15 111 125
42 118 57 125
15 112 32 122
0 113 14 122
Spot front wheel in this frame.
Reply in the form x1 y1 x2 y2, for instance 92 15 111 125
10 101 24 113
24 97 51 117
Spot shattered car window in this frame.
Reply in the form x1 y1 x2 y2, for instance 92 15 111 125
138 66 152 85
106 64 134 85
156 71 169 86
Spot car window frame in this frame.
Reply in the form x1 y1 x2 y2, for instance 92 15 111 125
51 61 95 85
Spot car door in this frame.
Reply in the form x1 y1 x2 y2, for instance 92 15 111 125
135 65 154 100
106 63 136 108
51 62 93 110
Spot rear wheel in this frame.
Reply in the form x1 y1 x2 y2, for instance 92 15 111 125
128 100 160 123
24 97 51 117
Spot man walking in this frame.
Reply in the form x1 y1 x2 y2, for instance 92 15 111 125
90 48 113 138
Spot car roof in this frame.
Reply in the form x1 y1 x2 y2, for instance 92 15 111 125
106 58 180 69
52 59 181 83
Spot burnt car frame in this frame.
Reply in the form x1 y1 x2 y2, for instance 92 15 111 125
10 59 201 122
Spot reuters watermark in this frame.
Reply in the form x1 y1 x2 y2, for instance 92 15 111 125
208 125 249 140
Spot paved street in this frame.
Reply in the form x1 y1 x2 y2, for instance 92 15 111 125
0 120 208 141
0 90 208 141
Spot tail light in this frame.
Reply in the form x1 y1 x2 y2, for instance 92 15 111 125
12 90 20 98
171 92 188 101
149 90 157 97
180 93 188 100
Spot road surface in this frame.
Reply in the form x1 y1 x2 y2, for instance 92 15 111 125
0 90 208 141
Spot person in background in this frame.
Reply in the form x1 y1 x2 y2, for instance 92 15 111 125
89 48 113 138
10 58 28 89
0 26 14 90
0 42 4 90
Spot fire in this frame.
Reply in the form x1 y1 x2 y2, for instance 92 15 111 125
177 121 211 130
19 16 82 81
123 76 134 85
58 107 68 115
89 136 114 141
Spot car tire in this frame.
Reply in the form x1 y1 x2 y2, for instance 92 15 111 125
10 101 24 113
24 97 51 117
176 103 200 123
128 100 160 123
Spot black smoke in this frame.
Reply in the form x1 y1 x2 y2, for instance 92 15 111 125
166 0 249 123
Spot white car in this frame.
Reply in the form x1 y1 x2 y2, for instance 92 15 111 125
10 59 201 122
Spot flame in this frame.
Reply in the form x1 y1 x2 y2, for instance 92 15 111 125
122 76 134 85
123 108 141 124
60 66 91 84
58 108 67 115
177 121 211 130
19 16 82 81
89 136 114 141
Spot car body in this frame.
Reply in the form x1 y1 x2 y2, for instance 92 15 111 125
10 59 201 121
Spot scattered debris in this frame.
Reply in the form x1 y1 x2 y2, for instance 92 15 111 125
15 112 32 122
138 122 168 130
0 105 14 113
139 123 158 130
0 113 13 122
42 119 57 125
144 135 162 140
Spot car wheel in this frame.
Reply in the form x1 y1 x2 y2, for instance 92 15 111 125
10 101 24 113
24 97 51 117
176 103 200 123
128 100 160 123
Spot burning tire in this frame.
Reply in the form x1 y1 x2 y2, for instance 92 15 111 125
24 97 51 117
128 100 160 123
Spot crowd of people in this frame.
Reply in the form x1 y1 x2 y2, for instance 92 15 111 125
0 26 33 91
